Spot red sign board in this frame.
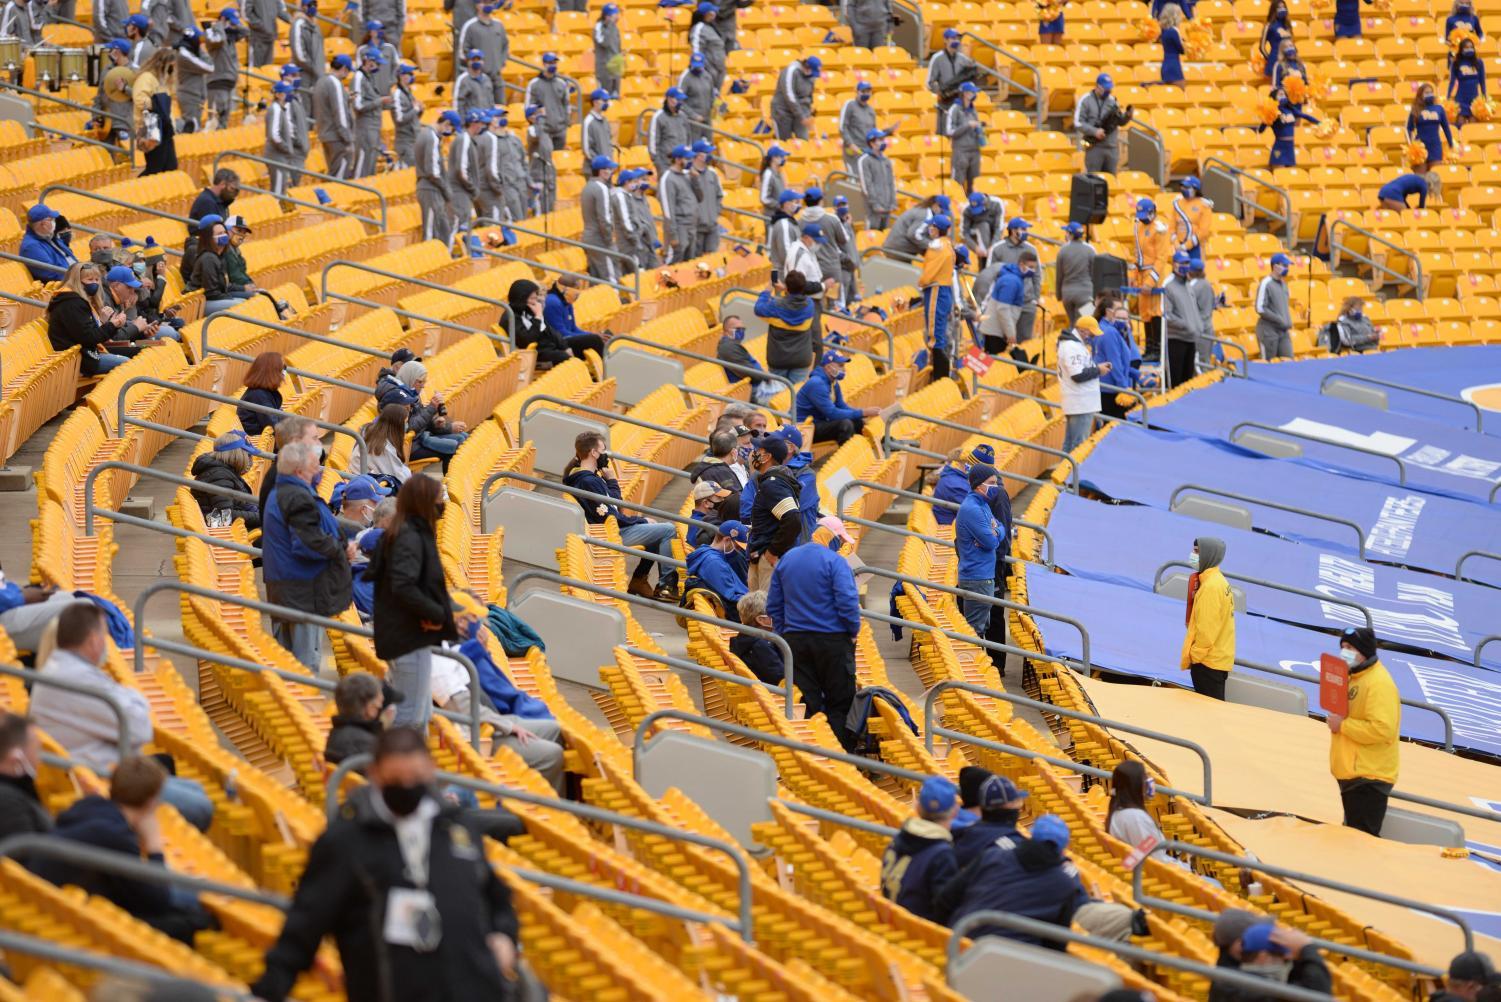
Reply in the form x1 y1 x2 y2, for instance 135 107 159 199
963 346 992 375
1319 653 1350 717
1122 835 1159 870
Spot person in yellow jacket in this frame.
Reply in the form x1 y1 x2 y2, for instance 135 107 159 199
919 214 958 381
1327 626 1401 836
1180 536 1235 700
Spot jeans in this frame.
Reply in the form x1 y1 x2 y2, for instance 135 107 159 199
751 380 781 406
1063 413 1097 452
769 366 811 388
272 619 323 672
619 520 678 585
957 577 994 636
203 298 245 315
93 352 131 372
389 648 434 730
160 776 215 831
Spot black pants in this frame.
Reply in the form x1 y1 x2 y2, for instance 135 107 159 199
785 630 859 751
1339 778 1392 836
565 333 606 360
984 551 1010 671
1143 316 1162 360
931 347 951 381
1189 663 1227 701
812 417 860 445
1165 338 1198 390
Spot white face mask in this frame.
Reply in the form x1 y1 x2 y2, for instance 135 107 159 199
1189 552 1200 570
1338 648 1359 667
1242 959 1293 982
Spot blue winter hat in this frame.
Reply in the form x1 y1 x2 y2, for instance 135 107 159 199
1031 813 1071 849
777 188 803 204
213 429 273 459
967 443 995 465
918 776 957 817
928 213 951 233
590 154 617 171
197 213 224 231
968 463 998 489
1239 922 1287 957
801 222 827 242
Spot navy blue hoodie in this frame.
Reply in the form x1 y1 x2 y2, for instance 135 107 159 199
880 818 958 924
941 835 1089 947
30 795 173 919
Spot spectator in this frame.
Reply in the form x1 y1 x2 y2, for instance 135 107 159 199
795 351 880 445
766 516 862 749
31 755 213 944
323 670 400 764
362 402 414 484
20 204 78 281
238 351 286 436
1328 626 1400 836
189 167 240 223
190 430 266 530
1189 263 1220 369
1376 171 1438 211
688 430 743 495
262 440 353 671
221 215 258 293
1209 910 1332 1001
939 813 1090 945
190 219 253 315
1058 316 1109 451
686 480 733 548
685 520 749 619
1105 759 1189 870
980 247 1035 354
932 444 995 527
1181 536 1235 700
772 425 822 540
257 415 321 513
952 771 1027 867
374 360 468 469
0 564 88 655
0 714 51 839
1327 295 1380 354
88 233 119 269
745 436 805 590
1408 82 1454 171
543 276 609 356
508 278 595 367
1093 294 1145 419
955 463 1002 636
756 271 818 385
250 727 522 1002
102 265 175 344
1433 951 1496 1002
716 316 778 406
349 502 394 620
46 262 131 375
1053 222 1096 325
131 239 173 326
1254 253 1294 360
367 476 456 729
331 473 390 535
880 776 960 923
1078 73 1130 174
561 431 679 600
731 591 784 685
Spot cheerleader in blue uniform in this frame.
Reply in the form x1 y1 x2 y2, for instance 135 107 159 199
1407 83 1455 170
1445 0 1483 41
1333 0 1371 38
1449 37 1487 124
1273 42 1307 89
1160 4 1186 86
1258 87 1319 167
1039 0 1064 45
1260 0 1291 77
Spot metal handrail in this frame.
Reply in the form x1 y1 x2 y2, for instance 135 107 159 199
1236 657 1454 752
1476 635 1500 667
0 928 256 1000
1455 551 1501 586
201 304 422 364
1153 559 1376 633
862 245 921 265
0 78 131 127
115 376 369 473
0 664 133 761
240 177 383 228
821 169 925 208
479 468 721 537
888 0 926 60
82 461 262 556
883 408 1080 490
510 569 795 717
1130 840 1460 976
882 438 1061 493
1229 420 1408 484
1169 483 1367 558
864 604 1090 681
620 645 781 694
630 108 764 173
518 393 709 446
472 216 641 299
676 383 795 422
1 81 135 157
1128 117 1169 186
56 220 184 257
319 259 515 347
1327 219 1423 300
0 289 46 308
960 32 1046 128
0 249 69 278
132 580 482 746
832 478 1055 566
39 184 193 228
1202 157 1294 248
719 285 896 368
1202 333 1250 376
968 368 1147 428
604 334 798 393
947 911 1331 1001
1318 370 1484 432
327 752 755 941
331 291 515 347
212 149 389 230
924 679 1213 804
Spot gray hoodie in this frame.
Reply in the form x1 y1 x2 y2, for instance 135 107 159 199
1161 274 1202 343
1195 536 1225 572
1254 274 1291 339
799 205 850 282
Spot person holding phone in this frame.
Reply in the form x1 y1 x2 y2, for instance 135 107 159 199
562 432 679 600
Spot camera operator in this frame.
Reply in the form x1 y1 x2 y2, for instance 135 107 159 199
1077 73 1134 175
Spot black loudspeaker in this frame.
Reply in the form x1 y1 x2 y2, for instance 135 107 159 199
1092 254 1128 292
1069 173 1110 226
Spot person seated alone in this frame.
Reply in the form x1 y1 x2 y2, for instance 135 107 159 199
237 351 286 437
29 755 215 944
715 315 780 406
794 351 880 445
684 520 750 621
190 430 267 530
730 590 784 685
880 776 960 924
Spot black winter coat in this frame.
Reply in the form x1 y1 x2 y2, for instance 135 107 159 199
250 787 519 1002
265 478 352 617
238 385 284 436
0 775 53 841
46 291 115 376
323 714 381 766
29 795 172 919
190 453 261 530
513 309 572 366
367 516 457 660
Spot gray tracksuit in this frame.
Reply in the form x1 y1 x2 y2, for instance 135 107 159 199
1191 276 1218 361
453 70 495 118
926 47 975 134
658 166 697 263
593 18 621 95
1162 274 1204 383
770 61 814 140
392 84 421 164
677 66 715 141
206 23 241 121
1053 238 1096 323
714 0 747 50
456 15 507 99
91 0 125 41
581 111 612 165
962 196 1004 255
759 164 784 218
581 177 618 281
140 0 169 42
767 214 797 274
290 16 325 85
128 37 155 69
244 0 285 65
837 96 875 172
524 72 571 148
313 73 353 177
1077 89 1122 173
526 123 555 214
357 0 404 49
800 206 848 295
625 187 659 267
448 127 479 228
496 129 526 221
175 43 213 127
364 40 398 92
647 105 689 173
689 19 725 91
691 165 723 257
445 0 473 49
836 211 860 294
857 152 895 229
476 129 505 221
945 100 984 185
844 0 890 48
349 67 385 177
415 124 454 246
1253 273 1292 358
608 186 637 273
882 205 931 258
264 96 309 192
0 0 38 45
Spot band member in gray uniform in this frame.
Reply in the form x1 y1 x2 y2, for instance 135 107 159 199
264 80 309 192
581 155 619 283
313 54 354 177
417 110 459 245
391 63 421 166
350 45 391 176
658 144 698 264
690 139 724 257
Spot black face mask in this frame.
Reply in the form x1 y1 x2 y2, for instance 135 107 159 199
381 781 426 817
434 502 447 521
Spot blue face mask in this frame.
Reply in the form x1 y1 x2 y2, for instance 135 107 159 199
834 370 846 381
216 233 230 247
827 536 843 553
986 485 1001 502
729 326 745 341
82 282 99 296
465 617 482 641
1425 93 1437 105
312 469 324 489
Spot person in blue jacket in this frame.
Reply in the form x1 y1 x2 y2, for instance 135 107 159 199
542 276 608 357
1091 294 1145 419
685 519 750 619
1259 87 1319 168
932 443 994 526
19 204 78 281
951 772 1029 868
1446 0 1483 45
1408 83 1454 170
1260 0 1292 79
954 463 1002 637
880 776 961 924
795 351 880 445
766 517 863 749
1159 4 1186 87
739 424 822 541
1333 0 1371 38
1376 171 1438 210
1448 37 1487 123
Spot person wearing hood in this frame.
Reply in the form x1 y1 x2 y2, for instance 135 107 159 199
373 359 468 467
1328 626 1400 836
1208 910 1331 1001
932 444 994 527
1431 951 1497 1002
756 270 818 384
936 813 1089 945
191 430 266 530
19 203 77 281
950 771 1028 869
1058 316 1109 452
1181 536 1235 700
686 519 750 619
881 776 961 923
1161 250 1204 389
796 350 878 445
980 248 1035 354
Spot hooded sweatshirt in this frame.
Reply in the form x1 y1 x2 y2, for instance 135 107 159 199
987 263 1027 308
940 834 1089 944
754 288 816 370
685 540 749 609
1182 536 1235 672
879 818 958 923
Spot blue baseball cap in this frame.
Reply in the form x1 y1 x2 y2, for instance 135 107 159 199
1006 216 1030 229
542 51 559 63
363 17 383 29
340 474 391 503
1135 198 1157 220
777 188 803 204
857 79 872 91
773 424 804 449
977 773 1027 808
803 185 823 201
26 204 57 222
955 244 970 267
602 1 619 13
1181 175 1202 190
833 194 848 208
696 0 716 11
1063 220 1084 235
918 776 958 817
1270 252 1292 267
464 108 487 124
331 53 352 69
104 37 131 53
590 154 617 171
361 46 384 64
928 213 951 233
768 144 789 158
124 13 149 29
666 85 687 100
438 109 462 128
590 87 610 101
670 143 692 160
865 126 886 142
524 103 543 119
272 81 295 94
716 519 748 542
959 81 979 93
804 55 822 76
943 27 961 38
219 6 240 22
967 192 986 212
398 63 416 75
213 429 273 459
1240 922 1287 956
692 139 715 155
104 265 141 288
1031 813 1071 849
1173 249 1193 267
1096 72 1113 89
933 194 951 212
819 349 849 365
801 222 827 242
280 63 300 76
689 51 706 67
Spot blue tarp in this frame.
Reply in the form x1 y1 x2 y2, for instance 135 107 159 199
1078 429 1501 588
1024 569 1501 758
1145 379 1501 503
1045 493 1501 670
1246 347 1501 435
